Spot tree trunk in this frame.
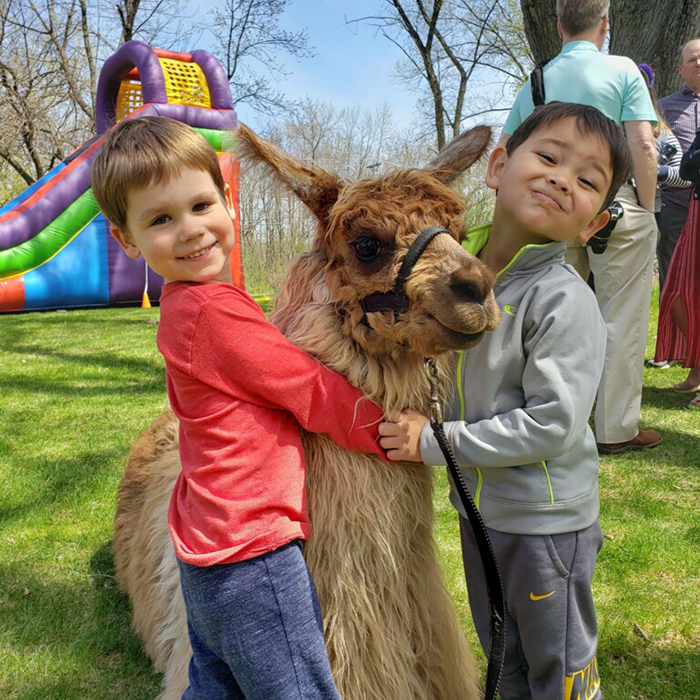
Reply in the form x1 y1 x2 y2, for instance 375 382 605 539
519 0 700 98
520 0 559 63
610 0 700 99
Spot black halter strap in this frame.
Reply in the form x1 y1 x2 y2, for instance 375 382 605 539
360 226 451 324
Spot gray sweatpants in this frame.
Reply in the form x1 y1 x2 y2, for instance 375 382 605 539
459 518 603 700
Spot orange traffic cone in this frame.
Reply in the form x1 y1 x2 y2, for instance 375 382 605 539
141 262 151 308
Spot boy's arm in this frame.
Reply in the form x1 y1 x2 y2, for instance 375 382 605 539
191 290 386 459
419 280 606 468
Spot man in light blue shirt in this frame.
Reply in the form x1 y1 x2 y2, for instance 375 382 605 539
503 42 656 136
498 0 661 455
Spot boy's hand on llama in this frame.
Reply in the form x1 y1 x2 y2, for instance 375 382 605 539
379 410 429 462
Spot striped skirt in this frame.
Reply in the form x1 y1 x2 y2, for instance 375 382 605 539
655 188 700 367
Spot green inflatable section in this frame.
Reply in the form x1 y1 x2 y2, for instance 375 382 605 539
0 189 100 279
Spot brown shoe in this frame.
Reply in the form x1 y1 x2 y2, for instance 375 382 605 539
597 429 662 455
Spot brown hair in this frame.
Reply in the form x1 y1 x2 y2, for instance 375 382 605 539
91 116 226 231
556 0 609 36
506 102 632 212
638 70 671 138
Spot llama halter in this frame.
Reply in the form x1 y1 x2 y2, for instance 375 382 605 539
361 224 507 696
359 225 451 324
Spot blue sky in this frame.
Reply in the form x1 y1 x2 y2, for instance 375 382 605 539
197 0 417 127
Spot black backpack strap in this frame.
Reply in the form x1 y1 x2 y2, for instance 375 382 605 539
530 59 551 107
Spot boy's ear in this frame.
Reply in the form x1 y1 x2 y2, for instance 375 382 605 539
577 209 611 245
110 225 141 259
485 146 508 191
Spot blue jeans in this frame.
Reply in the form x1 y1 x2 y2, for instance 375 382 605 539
177 540 340 700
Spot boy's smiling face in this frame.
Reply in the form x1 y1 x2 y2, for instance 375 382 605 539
487 117 612 246
110 168 236 285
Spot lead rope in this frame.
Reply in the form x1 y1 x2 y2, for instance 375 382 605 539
424 357 506 700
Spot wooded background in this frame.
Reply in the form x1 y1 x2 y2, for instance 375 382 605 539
1 0 698 293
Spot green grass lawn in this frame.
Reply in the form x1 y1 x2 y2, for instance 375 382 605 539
1 295 698 699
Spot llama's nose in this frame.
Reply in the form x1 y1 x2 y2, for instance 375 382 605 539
449 267 489 305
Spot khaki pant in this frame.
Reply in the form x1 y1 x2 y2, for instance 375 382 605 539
565 184 657 444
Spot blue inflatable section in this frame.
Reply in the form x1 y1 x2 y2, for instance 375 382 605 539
23 213 110 310
0 163 68 216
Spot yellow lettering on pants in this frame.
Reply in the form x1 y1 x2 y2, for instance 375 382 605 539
565 657 600 700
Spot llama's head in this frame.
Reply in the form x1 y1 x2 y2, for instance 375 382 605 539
238 124 500 357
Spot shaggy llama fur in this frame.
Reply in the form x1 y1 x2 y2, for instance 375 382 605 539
112 122 500 699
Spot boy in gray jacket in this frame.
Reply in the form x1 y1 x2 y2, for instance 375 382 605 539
379 102 632 700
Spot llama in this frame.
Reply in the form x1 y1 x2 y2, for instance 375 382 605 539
112 122 501 700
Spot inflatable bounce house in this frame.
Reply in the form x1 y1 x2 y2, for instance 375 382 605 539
0 41 244 313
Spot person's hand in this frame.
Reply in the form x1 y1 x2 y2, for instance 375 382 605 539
378 410 429 462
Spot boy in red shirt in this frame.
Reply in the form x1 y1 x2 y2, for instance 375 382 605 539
91 116 387 699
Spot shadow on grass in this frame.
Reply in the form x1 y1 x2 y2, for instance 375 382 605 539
1 308 159 326
642 384 700 411
0 545 162 700
5 341 163 376
599 629 700 700
0 449 127 527
0 372 165 399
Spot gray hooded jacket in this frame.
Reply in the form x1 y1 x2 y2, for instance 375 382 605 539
420 224 606 535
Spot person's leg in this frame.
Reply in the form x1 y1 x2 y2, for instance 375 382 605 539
462 520 603 700
590 185 658 446
178 560 245 700
459 518 531 699
179 542 339 700
561 523 603 700
657 199 689 290
668 298 700 390
224 541 339 700
564 238 591 282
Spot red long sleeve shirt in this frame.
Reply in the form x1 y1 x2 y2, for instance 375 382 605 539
157 282 385 566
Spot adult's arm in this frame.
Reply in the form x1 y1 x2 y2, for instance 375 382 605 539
680 129 700 184
624 120 657 211
657 131 693 189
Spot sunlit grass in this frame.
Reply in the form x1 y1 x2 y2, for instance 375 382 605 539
1 293 698 699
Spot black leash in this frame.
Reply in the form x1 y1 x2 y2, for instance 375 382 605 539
358 223 506 694
424 357 506 700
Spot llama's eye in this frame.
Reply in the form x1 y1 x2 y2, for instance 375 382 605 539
352 237 381 261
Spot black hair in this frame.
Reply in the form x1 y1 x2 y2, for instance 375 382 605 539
506 102 632 212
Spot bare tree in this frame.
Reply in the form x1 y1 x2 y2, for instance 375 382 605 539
0 0 311 196
238 99 496 294
360 0 531 150
0 0 95 185
520 0 700 98
519 0 559 64
206 0 313 116
110 0 195 51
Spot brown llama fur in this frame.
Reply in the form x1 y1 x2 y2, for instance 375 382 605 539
112 123 501 699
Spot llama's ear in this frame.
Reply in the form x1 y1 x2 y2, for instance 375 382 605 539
236 123 342 222
425 125 492 185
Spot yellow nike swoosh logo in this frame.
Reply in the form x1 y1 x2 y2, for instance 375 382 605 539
529 591 555 601
504 304 517 316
